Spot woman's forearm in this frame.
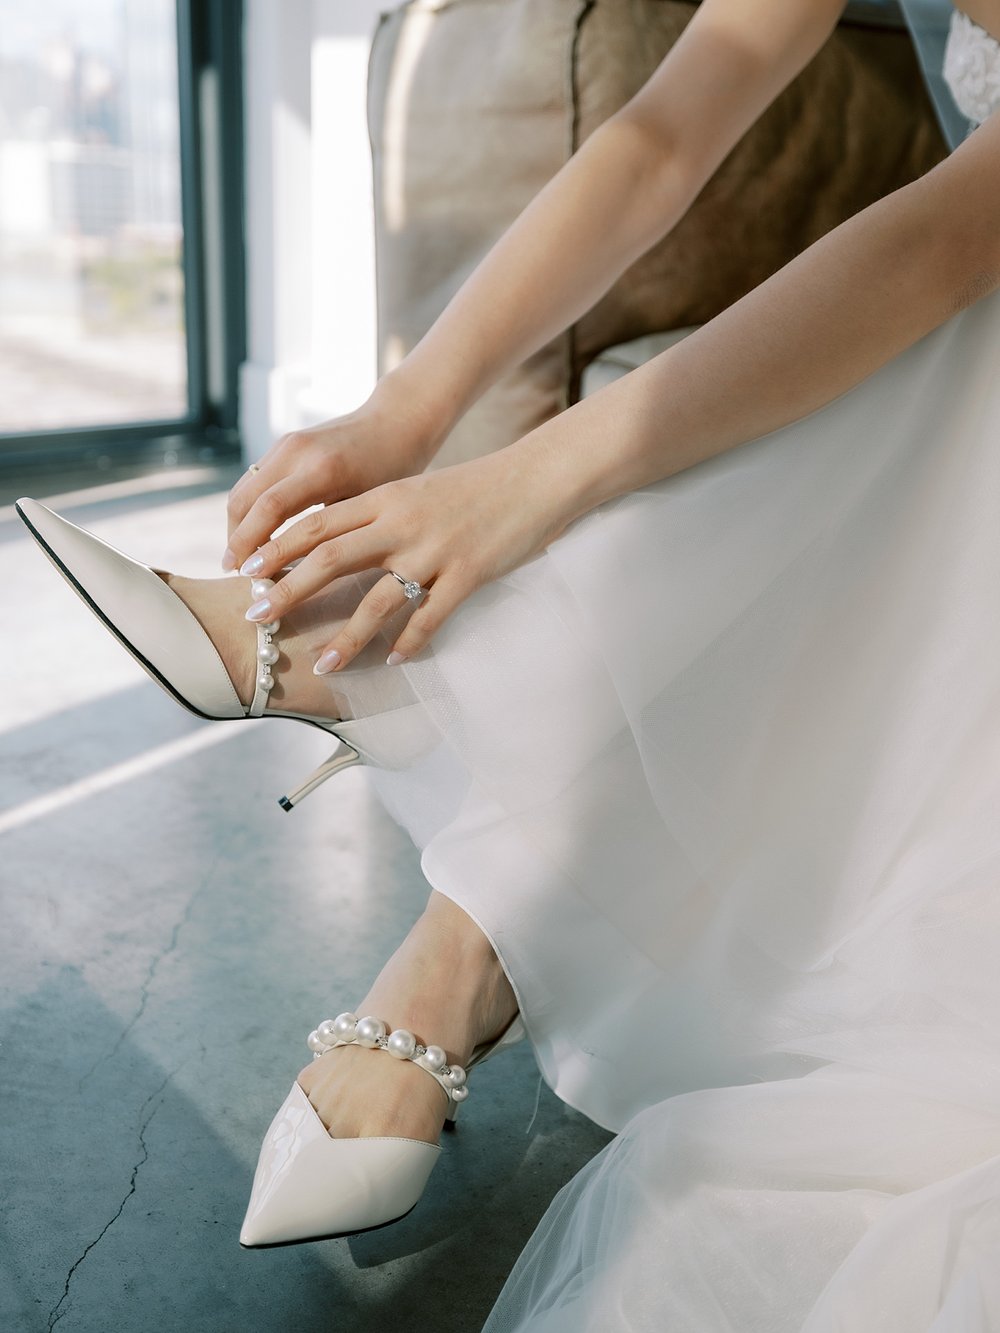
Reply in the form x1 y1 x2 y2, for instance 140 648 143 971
523 117 1000 525
375 0 846 455
379 114 701 448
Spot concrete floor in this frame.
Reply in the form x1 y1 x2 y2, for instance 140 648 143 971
0 463 612 1333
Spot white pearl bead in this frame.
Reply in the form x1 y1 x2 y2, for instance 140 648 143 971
307 1029 326 1054
317 1019 339 1043
450 1085 469 1103
333 1012 359 1040
355 1015 386 1048
259 620 281 634
258 671 274 691
251 578 275 600
257 642 280 666
445 1065 467 1088
387 1028 417 1059
419 1044 447 1072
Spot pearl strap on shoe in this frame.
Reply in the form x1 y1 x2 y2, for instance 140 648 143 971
307 1012 470 1105
248 577 281 718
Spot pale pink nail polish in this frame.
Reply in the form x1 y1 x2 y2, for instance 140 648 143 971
314 649 342 675
245 598 273 622
386 651 408 666
239 553 264 576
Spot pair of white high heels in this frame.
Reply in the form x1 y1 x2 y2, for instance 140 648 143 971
15 496 525 1248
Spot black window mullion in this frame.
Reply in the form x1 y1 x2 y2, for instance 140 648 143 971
205 0 246 434
176 0 207 429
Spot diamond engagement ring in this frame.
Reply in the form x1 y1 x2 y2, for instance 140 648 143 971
247 463 261 474
389 570 427 600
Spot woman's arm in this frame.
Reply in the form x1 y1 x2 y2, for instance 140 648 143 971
225 0 845 563
247 108 1000 671
523 108 1000 525
386 0 849 441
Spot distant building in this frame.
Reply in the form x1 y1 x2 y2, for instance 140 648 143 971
50 140 133 236
0 2 180 242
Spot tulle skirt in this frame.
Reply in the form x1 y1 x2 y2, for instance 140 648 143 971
333 286 1000 1330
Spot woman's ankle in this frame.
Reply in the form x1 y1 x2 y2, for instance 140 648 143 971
165 567 431 727
163 574 256 704
298 893 518 1141
164 572 353 719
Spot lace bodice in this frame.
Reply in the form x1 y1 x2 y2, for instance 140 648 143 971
943 8 1000 125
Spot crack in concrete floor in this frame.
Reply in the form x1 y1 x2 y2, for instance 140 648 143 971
48 860 221 1329
46 1069 173 1332
76 856 221 1093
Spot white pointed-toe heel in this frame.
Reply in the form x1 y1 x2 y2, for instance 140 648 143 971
239 1009 526 1248
15 497 432 807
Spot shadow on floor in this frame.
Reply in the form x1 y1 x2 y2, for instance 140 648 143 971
1 967 609 1333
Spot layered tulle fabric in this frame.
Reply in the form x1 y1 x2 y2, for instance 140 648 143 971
481 1071 1000 1332
329 275 1000 1328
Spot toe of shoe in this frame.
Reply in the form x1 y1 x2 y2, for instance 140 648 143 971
239 1084 442 1246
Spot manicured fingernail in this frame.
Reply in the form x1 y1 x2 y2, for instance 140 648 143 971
386 651 408 666
221 548 237 572
313 649 342 675
245 598 273 622
239 552 264 576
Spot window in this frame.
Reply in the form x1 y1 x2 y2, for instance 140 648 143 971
0 0 243 469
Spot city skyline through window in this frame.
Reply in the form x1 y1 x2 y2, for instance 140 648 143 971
0 0 187 437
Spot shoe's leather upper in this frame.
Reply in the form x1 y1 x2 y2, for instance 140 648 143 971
17 498 245 720
240 1082 441 1245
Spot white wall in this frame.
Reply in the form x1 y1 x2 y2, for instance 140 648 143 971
240 0 388 462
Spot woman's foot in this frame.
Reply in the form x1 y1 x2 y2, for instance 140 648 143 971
163 572 367 721
298 892 520 1146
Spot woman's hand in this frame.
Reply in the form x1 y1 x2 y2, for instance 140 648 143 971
238 438 581 672
222 373 446 574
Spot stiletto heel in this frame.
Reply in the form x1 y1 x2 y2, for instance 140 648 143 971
240 1010 525 1247
278 742 362 810
14 497 436 805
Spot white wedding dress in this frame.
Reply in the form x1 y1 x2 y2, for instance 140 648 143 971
332 10 1000 1328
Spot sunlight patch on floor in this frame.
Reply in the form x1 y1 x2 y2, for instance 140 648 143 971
0 721 256 837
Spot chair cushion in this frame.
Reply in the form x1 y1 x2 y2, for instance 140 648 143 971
580 328 697 397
